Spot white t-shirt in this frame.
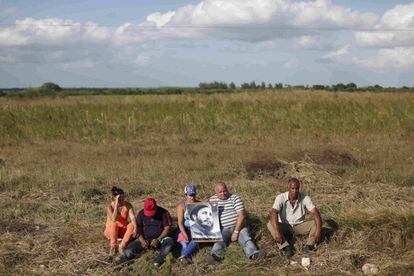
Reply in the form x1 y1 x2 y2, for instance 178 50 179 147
272 192 315 225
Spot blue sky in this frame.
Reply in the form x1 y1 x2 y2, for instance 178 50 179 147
1 0 414 87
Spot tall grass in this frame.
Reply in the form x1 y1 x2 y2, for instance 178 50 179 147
1 91 414 144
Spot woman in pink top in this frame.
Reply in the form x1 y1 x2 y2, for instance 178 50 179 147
103 186 137 255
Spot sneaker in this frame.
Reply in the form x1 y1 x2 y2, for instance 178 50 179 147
281 246 294 258
250 250 266 260
301 245 315 254
153 255 164 267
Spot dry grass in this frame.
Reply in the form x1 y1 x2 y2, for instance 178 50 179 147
1 91 414 274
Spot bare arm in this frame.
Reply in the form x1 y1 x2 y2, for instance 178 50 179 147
234 210 246 232
106 204 116 222
151 225 171 248
109 195 120 222
159 225 171 240
176 202 188 240
312 207 322 243
231 210 246 242
136 223 149 248
127 203 137 237
270 208 283 243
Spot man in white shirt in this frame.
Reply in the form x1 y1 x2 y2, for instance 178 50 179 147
268 177 322 256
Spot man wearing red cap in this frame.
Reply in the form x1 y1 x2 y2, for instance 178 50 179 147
121 197 174 266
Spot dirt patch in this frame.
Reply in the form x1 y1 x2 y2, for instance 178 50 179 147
289 149 359 176
244 157 344 194
244 159 285 180
291 149 359 167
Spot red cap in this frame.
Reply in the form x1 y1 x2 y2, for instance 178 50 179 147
144 197 157 217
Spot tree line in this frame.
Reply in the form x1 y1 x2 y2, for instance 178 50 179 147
1 81 414 98
198 81 414 93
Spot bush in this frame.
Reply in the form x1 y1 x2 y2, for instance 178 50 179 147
40 82 61 92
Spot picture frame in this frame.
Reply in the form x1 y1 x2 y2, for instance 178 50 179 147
186 202 223 242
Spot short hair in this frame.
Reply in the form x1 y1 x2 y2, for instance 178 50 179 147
214 181 227 191
288 177 300 186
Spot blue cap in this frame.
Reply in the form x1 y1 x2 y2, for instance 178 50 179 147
184 184 196 196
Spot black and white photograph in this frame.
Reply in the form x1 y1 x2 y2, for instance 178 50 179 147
187 202 222 242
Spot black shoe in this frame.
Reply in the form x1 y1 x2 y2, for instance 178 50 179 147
281 247 294 257
250 250 266 260
179 256 193 265
301 245 315 254
206 254 223 265
153 254 165 267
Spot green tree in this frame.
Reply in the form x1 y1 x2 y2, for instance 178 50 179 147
345 82 357 91
241 82 250 89
40 82 62 92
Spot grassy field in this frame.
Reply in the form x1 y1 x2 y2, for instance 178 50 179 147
1 90 414 274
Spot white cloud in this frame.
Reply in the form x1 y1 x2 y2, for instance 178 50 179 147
0 27 29 47
352 47 414 70
0 18 112 47
294 35 319 49
146 11 176 28
322 44 351 62
139 0 378 42
289 0 377 29
161 0 377 29
349 3 414 71
0 0 380 49
381 3 414 29
355 3 414 48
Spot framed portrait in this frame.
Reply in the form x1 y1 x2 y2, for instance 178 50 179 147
187 202 223 242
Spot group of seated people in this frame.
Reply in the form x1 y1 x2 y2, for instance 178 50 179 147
103 178 322 266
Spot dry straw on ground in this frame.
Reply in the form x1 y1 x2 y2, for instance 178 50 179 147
1 90 413 274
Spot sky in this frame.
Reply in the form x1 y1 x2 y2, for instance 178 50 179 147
1 0 414 88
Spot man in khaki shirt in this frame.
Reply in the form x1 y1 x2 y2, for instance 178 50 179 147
268 177 322 257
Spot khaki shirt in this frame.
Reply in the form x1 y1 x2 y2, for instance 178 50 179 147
272 192 315 225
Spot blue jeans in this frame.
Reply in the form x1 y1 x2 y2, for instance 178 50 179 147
179 240 197 258
178 226 198 258
211 227 260 259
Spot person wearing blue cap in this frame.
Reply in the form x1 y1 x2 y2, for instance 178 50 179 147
176 183 200 265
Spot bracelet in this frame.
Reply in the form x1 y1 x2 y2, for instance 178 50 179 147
234 230 239 234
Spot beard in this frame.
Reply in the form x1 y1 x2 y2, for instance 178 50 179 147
199 219 213 229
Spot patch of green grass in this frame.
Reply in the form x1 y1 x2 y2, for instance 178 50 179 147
375 171 414 187
1 91 414 144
